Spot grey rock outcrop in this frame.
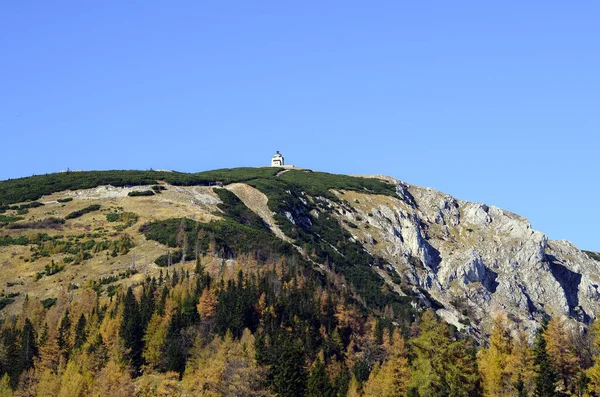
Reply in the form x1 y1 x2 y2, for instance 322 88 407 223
330 178 600 334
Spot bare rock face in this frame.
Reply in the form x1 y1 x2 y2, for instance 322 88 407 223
330 178 600 334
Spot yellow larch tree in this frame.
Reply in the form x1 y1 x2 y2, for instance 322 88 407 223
197 287 217 319
142 312 169 371
57 360 92 397
364 328 411 397
90 359 135 397
478 313 516 396
545 316 580 395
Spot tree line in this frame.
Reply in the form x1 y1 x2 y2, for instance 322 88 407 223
0 254 600 396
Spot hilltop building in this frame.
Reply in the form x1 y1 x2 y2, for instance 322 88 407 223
271 151 284 166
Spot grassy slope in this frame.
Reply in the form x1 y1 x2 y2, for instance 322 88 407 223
0 167 410 317
0 184 222 315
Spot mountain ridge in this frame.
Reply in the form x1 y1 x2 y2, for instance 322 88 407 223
1 167 598 337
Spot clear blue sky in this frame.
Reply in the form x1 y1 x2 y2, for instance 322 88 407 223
1 2 598 250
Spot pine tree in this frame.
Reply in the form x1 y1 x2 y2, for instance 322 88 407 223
333 365 351 397
533 320 558 397
139 281 156 331
164 311 186 374
2 327 21 388
120 287 143 371
306 356 334 397
38 322 48 346
57 308 72 359
260 332 307 397
73 313 87 349
157 285 168 316
20 318 38 373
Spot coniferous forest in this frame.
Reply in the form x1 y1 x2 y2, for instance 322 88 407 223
1 253 600 396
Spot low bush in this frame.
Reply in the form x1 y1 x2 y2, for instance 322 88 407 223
128 190 155 197
10 202 44 210
0 296 15 310
0 215 24 225
106 213 119 222
65 204 101 219
40 297 57 309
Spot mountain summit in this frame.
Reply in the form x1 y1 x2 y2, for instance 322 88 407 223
0 167 598 335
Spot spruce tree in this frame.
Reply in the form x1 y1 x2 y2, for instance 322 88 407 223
533 321 558 397
271 333 307 397
306 356 334 397
20 318 38 372
38 323 48 346
73 314 87 349
3 327 21 388
164 311 185 374
157 285 168 316
120 287 142 370
57 308 71 358
139 281 156 331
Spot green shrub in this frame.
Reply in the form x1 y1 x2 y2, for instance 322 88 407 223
128 190 155 197
0 296 15 310
57 198 73 203
154 250 187 267
106 213 119 222
343 219 358 229
0 215 24 224
44 260 64 276
584 251 600 262
10 202 44 210
40 297 57 309
0 235 30 246
65 204 101 220
0 167 302 205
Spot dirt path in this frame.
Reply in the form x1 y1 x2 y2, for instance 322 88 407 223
225 183 291 242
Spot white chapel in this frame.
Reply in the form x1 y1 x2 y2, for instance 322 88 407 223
271 151 284 167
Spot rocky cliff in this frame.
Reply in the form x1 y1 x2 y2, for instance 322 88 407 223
319 178 600 334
